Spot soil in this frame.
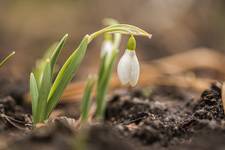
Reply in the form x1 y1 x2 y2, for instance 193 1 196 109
105 83 225 149
1 73 225 149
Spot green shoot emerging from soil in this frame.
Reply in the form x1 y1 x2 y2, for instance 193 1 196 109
0 51 15 68
30 23 151 124
80 75 96 122
80 19 121 122
95 20 122 120
95 36 118 119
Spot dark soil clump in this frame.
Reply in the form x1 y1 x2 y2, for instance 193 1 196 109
105 83 225 149
4 82 225 150
193 82 224 120
0 96 31 131
8 118 136 150
9 118 75 150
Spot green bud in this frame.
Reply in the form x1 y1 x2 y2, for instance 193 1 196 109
104 33 113 41
127 35 136 51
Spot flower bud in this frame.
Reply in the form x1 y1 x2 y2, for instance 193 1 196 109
117 35 140 87
100 33 113 57
127 35 136 50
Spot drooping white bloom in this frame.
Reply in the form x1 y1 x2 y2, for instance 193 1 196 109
117 49 140 87
100 40 114 57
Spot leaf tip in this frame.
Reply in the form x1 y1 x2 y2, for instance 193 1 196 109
64 33 69 38
148 34 152 39
61 34 69 42
30 72 36 82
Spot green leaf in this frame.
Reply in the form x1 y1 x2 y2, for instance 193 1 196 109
81 75 96 122
113 33 121 49
49 34 68 70
34 34 68 85
97 54 107 84
46 35 89 118
89 24 151 43
29 73 39 122
96 49 118 119
35 60 51 123
0 51 15 68
100 50 118 88
34 43 56 86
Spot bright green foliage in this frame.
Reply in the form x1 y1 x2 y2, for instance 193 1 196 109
46 35 89 118
35 60 51 122
94 20 121 120
80 75 96 122
30 34 69 124
29 73 38 118
95 49 118 119
30 23 151 124
34 34 68 85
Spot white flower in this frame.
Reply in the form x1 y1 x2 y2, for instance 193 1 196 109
117 49 140 87
100 40 114 57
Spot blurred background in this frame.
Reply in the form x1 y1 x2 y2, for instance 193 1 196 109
0 0 225 88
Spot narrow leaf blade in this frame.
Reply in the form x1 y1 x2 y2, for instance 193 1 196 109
81 75 96 122
46 35 89 117
97 54 107 84
0 51 15 68
30 73 39 122
34 43 56 86
96 49 118 119
50 34 68 70
89 24 151 42
34 34 68 85
35 60 51 123
109 24 151 37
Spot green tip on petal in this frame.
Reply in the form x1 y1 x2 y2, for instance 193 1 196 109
104 33 113 42
127 35 136 51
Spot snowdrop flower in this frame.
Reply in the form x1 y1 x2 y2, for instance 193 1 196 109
117 35 140 87
100 33 114 57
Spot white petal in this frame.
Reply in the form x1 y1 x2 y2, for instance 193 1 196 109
117 50 131 85
100 41 113 57
129 52 140 87
117 50 140 87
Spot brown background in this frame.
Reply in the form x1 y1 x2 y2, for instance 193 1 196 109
0 0 225 82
